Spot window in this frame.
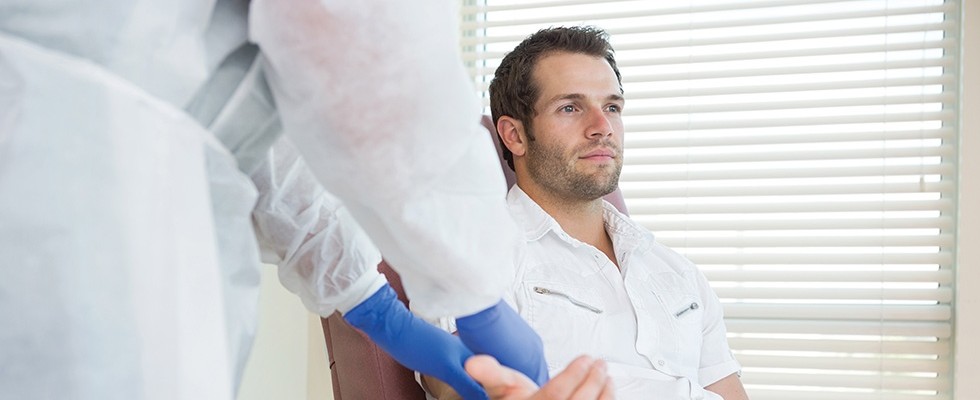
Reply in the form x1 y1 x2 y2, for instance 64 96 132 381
459 1 960 398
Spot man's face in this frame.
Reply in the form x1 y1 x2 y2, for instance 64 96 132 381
523 51 625 202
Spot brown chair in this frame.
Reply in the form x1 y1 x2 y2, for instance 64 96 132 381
321 261 427 400
319 116 628 399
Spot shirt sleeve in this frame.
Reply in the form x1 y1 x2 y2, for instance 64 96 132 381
247 0 520 319
694 268 742 386
250 136 386 316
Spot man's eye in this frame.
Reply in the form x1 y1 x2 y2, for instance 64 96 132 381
607 105 622 113
561 105 576 113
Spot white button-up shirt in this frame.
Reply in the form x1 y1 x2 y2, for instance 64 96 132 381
503 186 741 399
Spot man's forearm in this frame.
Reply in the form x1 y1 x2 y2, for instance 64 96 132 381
421 374 464 400
705 373 750 400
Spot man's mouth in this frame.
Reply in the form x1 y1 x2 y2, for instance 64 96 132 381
580 148 617 161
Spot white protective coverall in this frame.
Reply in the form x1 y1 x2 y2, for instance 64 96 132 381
0 0 519 398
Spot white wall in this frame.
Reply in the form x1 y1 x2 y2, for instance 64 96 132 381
237 266 332 400
954 1 979 399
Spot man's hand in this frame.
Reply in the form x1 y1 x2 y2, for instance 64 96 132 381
465 355 615 400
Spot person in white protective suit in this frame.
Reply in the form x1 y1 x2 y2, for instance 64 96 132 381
0 0 614 399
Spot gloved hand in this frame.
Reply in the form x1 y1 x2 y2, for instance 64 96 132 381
343 284 488 400
456 301 549 386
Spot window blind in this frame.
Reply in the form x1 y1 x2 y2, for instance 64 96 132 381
458 1 960 399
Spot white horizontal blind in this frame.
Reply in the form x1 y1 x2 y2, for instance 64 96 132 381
459 1 959 399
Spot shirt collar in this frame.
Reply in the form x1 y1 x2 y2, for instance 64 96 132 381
602 201 655 256
506 185 655 249
506 185 562 242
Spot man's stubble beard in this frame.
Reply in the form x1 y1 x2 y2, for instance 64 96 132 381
525 135 623 202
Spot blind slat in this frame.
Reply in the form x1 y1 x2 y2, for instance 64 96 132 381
621 163 951 182
464 37 954 63
617 21 953 51
615 39 954 68
724 318 952 337
625 128 954 148
623 93 953 116
639 216 954 231
735 354 949 373
706 270 952 284
621 181 954 198
659 234 953 248
622 110 954 132
465 20 953 49
713 287 952 302
630 199 954 215
461 3 952 32
745 390 948 400
727 337 949 355
624 75 954 101
722 303 950 320
462 0 855 18
739 372 947 391
625 145 952 166
472 58 953 89
620 179 953 198
686 252 952 266
621 58 952 85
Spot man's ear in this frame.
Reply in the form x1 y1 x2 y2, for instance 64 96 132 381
496 116 527 157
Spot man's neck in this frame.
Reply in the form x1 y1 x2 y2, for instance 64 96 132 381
517 183 619 268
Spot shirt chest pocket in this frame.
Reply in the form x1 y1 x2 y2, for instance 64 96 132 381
657 292 703 328
521 280 603 369
645 273 705 367
523 280 604 319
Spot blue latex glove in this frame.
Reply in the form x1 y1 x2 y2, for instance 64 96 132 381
343 284 488 400
456 301 549 386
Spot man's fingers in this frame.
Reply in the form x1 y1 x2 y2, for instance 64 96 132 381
534 355 595 399
467 354 614 400
567 358 609 400
466 355 507 384
598 373 615 400
466 354 533 398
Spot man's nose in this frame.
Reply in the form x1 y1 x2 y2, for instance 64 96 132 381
586 108 614 139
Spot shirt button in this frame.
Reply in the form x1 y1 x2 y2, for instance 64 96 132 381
658 360 666 366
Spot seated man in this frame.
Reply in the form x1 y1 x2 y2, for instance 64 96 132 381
424 26 749 400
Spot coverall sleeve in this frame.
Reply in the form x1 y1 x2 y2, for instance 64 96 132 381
248 0 522 318
250 136 387 316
